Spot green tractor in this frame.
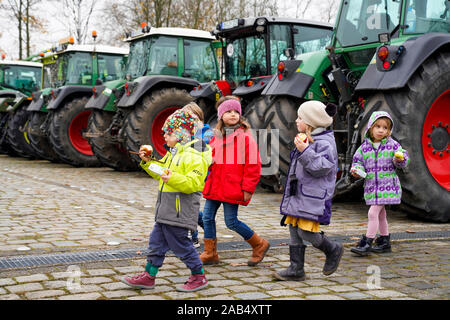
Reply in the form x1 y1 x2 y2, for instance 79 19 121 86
256 0 450 222
85 24 220 169
0 58 42 157
27 36 128 166
191 17 333 126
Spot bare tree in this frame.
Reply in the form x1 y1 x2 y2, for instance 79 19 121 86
1 0 43 59
51 0 97 44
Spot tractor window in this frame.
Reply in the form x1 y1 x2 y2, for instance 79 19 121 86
126 38 150 79
336 0 400 47
225 35 267 84
0 65 41 92
293 25 333 58
184 39 218 82
404 0 450 34
269 24 291 74
43 62 58 88
62 52 92 85
147 36 178 76
98 54 125 82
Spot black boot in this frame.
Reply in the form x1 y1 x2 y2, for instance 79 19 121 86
351 235 374 256
273 245 306 281
371 234 391 253
316 233 344 276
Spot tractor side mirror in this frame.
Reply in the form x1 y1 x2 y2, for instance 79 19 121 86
284 48 295 60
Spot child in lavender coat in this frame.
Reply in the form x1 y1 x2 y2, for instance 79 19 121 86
274 101 343 281
350 111 410 256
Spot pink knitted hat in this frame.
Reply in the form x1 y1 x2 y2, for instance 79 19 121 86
217 99 242 120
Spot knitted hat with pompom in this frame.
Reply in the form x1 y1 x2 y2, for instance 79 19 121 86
162 109 199 144
297 101 337 128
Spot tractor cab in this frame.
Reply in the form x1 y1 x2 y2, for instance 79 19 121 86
191 17 333 116
0 60 42 99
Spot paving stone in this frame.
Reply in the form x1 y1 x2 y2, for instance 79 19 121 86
6 283 44 293
0 278 16 286
306 294 346 300
43 281 67 289
81 277 113 285
324 285 358 292
25 290 66 299
102 290 139 299
0 294 22 300
58 293 102 300
86 269 117 276
15 274 49 283
366 289 407 298
267 289 301 297
296 287 330 294
234 292 270 300
338 292 372 300
128 295 165 300
198 287 230 296
407 281 438 290
100 282 130 291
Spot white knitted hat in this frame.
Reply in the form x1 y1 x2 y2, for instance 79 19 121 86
297 101 336 128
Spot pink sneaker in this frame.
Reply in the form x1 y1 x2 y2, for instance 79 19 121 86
176 274 208 292
121 272 155 290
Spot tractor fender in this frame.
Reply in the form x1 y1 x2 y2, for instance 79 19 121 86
233 75 272 97
117 75 199 108
85 79 126 111
261 60 314 99
27 90 44 112
356 33 450 91
46 86 93 110
190 82 217 102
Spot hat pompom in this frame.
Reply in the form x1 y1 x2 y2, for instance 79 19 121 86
325 103 337 117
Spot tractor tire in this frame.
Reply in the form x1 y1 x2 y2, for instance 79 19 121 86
0 112 16 155
28 112 59 162
49 96 100 167
360 51 450 222
244 96 299 192
87 110 139 171
123 88 193 162
6 106 37 159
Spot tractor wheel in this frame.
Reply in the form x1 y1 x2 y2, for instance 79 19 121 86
6 106 37 159
0 112 16 155
244 96 299 192
28 112 59 162
49 96 100 167
87 110 139 171
360 51 450 222
123 88 193 162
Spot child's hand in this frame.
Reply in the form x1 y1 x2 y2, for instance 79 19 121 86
139 145 151 162
294 135 309 152
161 169 172 183
243 191 252 202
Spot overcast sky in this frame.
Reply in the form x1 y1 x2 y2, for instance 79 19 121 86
0 0 337 60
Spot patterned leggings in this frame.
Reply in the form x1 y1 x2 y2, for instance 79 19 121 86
366 205 389 238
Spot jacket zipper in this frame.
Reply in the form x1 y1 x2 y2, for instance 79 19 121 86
176 195 181 218
155 153 176 219
374 145 379 205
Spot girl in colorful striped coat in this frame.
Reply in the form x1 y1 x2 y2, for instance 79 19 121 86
350 111 409 256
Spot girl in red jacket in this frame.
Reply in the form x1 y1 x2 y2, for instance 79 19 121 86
200 97 270 266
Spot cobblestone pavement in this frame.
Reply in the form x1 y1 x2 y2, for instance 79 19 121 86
0 155 449 300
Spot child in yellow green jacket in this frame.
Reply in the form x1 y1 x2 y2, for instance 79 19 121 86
122 109 212 292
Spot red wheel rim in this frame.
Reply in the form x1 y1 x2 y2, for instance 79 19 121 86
151 106 180 156
69 110 94 156
422 89 450 190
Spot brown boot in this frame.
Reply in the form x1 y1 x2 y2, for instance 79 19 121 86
246 233 270 266
200 238 219 265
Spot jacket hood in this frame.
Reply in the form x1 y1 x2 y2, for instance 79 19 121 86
364 111 394 138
